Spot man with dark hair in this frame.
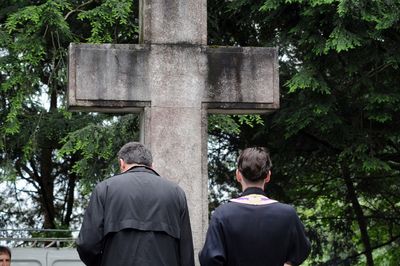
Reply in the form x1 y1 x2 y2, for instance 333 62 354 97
77 142 194 266
199 147 311 266
0 246 11 266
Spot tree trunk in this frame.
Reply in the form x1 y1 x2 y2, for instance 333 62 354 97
39 146 56 229
342 168 374 266
63 172 77 226
38 86 58 229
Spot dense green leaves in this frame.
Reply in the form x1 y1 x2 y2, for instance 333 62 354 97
78 0 137 43
208 0 400 264
59 114 140 193
0 0 139 234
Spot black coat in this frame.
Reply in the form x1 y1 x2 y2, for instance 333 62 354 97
77 166 194 266
199 187 311 266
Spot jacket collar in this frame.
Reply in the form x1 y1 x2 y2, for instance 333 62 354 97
241 187 266 197
125 165 160 176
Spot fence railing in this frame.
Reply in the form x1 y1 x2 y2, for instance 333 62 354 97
0 228 79 248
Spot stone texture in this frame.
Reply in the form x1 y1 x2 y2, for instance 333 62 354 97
148 45 206 108
140 0 207 45
143 106 208 248
205 47 279 112
68 44 279 112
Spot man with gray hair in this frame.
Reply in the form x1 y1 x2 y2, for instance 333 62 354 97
77 142 194 266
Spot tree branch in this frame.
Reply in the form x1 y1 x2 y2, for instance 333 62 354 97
64 0 94 21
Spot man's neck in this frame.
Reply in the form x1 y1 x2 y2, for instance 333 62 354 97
121 163 148 173
241 181 264 191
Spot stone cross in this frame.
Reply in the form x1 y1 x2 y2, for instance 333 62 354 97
68 0 279 260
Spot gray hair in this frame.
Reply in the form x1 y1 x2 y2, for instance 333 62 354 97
117 142 153 167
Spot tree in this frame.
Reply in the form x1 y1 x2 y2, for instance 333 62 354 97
207 0 400 265
0 0 140 240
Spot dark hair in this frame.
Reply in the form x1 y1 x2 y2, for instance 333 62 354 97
237 147 272 182
0 245 11 258
117 142 153 167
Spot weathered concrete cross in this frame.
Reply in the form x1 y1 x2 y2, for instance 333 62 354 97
68 0 279 258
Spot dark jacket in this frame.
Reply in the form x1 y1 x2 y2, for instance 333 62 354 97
77 166 194 266
199 187 311 266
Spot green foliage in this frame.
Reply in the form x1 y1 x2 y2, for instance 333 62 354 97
286 67 331 94
208 0 400 264
324 25 362 53
78 0 138 43
59 114 140 193
209 114 264 135
0 0 140 232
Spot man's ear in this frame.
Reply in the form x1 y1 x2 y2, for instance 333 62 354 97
119 159 126 172
265 170 271 184
236 169 242 183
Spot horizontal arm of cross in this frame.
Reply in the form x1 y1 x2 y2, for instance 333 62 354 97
68 43 279 114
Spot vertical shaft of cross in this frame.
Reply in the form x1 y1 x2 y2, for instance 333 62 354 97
138 0 209 260
139 0 207 45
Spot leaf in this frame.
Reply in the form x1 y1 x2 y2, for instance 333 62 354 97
286 68 331 94
324 26 362 53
